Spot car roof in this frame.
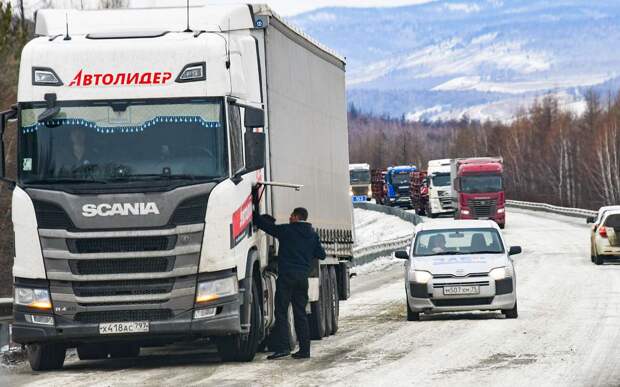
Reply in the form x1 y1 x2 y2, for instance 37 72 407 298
414 220 500 232
601 209 620 220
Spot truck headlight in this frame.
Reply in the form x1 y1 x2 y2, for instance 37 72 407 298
15 287 52 310
489 266 512 280
409 270 432 284
497 208 505 214
461 209 470 215
196 277 238 303
367 187 372 196
349 188 354 196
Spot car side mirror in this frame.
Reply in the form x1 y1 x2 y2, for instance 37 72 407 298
586 216 596 224
394 250 409 260
244 106 264 128
244 131 266 173
509 246 522 256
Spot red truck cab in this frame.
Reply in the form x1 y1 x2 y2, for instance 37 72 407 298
452 158 505 228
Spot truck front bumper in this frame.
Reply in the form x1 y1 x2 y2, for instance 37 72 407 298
12 300 241 345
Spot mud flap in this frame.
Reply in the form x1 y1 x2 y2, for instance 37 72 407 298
337 262 351 301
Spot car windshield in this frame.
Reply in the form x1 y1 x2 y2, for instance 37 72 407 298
431 173 451 187
391 172 411 185
461 175 502 193
413 228 504 256
350 170 370 184
19 98 227 187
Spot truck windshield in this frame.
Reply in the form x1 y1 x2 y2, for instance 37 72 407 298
413 228 504 256
461 175 502 193
350 170 370 184
19 98 227 187
391 172 410 186
431 173 450 187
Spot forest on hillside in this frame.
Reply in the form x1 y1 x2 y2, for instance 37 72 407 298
349 91 620 210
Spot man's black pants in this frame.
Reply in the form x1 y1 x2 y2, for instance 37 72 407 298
272 272 310 354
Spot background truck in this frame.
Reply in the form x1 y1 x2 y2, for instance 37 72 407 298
409 170 428 215
451 157 506 228
0 5 353 370
426 159 454 218
349 163 372 202
385 165 417 208
371 169 387 205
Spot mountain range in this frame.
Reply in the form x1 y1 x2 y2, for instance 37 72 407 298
290 0 620 121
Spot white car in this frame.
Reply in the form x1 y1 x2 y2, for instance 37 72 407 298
396 220 520 321
588 208 620 265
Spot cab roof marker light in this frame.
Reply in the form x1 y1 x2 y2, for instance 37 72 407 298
32 67 63 86
176 62 206 83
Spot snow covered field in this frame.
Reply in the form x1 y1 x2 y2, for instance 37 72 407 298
3 209 619 387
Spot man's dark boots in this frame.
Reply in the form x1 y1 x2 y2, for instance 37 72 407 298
267 351 290 360
292 351 310 359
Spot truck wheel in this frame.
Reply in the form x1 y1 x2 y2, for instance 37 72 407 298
109 343 140 358
77 344 109 360
329 266 339 335
216 280 262 362
323 268 333 337
27 343 66 371
309 274 326 340
502 301 518 319
406 297 420 321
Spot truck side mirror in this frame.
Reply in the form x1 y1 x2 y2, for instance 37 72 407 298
586 216 596 224
394 250 409 260
0 106 17 183
244 131 266 172
509 246 522 256
244 106 264 128
453 177 461 192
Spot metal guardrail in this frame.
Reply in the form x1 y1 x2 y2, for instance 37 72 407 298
506 200 597 219
352 202 421 266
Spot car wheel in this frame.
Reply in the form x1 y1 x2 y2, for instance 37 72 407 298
406 297 420 321
502 301 518 319
594 253 604 265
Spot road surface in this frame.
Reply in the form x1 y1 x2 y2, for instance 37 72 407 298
2 209 619 387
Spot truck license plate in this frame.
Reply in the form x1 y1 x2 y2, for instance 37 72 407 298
99 321 150 335
352 195 367 202
443 286 480 296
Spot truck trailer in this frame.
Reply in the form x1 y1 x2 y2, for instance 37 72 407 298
450 157 505 228
0 5 353 370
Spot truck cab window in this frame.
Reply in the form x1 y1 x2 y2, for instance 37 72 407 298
228 104 244 174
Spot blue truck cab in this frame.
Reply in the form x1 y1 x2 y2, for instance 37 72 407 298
386 165 417 207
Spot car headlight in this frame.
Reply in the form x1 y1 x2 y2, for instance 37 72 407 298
196 277 238 303
489 266 512 280
15 287 52 310
409 270 432 284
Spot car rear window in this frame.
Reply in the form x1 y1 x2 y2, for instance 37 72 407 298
605 214 620 228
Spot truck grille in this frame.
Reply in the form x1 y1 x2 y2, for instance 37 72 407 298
397 187 410 196
69 257 175 275
352 186 368 196
73 279 174 297
468 199 497 218
74 309 173 324
69 236 176 254
432 297 494 307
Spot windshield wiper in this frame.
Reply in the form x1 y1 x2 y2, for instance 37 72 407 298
417 251 463 257
106 174 215 182
469 250 502 254
26 178 108 185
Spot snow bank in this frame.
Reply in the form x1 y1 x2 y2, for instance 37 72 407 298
353 208 415 250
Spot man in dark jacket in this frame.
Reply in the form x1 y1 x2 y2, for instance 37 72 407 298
254 207 326 360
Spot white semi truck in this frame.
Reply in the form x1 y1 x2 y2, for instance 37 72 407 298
348 163 371 202
0 5 353 370
426 159 453 218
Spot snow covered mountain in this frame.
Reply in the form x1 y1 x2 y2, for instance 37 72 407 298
290 0 620 121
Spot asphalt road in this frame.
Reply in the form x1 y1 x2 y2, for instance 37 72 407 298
2 209 619 387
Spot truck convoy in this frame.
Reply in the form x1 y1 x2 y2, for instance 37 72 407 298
450 158 506 228
0 5 353 370
426 159 453 218
349 163 372 202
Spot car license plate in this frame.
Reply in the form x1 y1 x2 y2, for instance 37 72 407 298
352 195 367 202
443 285 480 296
99 321 150 335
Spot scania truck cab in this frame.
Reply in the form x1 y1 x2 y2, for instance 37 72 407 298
0 5 353 370
451 158 505 228
386 165 416 208
426 159 453 218
349 163 371 202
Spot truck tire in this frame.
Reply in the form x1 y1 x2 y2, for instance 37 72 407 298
109 343 140 358
27 343 66 371
309 273 326 340
77 344 109 360
323 267 333 337
329 266 339 335
216 280 262 362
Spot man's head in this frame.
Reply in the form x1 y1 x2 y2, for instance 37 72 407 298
289 207 308 223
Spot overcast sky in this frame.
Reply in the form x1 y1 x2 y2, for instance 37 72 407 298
129 0 436 16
